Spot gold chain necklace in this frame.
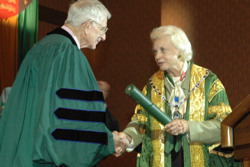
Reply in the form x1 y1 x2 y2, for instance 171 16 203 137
149 69 210 108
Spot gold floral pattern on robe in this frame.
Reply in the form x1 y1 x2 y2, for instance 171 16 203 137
207 102 232 120
189 65 207 167
151 70 165 167
209 79 225 102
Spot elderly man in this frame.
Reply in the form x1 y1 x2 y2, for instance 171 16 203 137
0 0 128 166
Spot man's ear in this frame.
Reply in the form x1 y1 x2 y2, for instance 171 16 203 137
83 20 92 33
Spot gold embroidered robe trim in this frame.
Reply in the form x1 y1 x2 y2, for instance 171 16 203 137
208 79 225 102
209 150 234 158
134 114 148 123
189 64 206 167
208 142 235 158
151 70 165 167
207 103 232 120
209 141 234 158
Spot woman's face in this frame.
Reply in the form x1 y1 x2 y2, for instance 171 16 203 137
153 36 182 73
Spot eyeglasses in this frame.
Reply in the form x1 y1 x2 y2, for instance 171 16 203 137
92 20 108 34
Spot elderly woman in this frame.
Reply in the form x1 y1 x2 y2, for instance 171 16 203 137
122 25 239 167
0 0 127 167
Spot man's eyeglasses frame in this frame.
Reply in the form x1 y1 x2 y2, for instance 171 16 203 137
92 20 108 34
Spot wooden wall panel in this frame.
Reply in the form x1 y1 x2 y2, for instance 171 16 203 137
161 0 250 109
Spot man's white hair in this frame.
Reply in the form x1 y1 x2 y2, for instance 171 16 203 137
65 0 111 27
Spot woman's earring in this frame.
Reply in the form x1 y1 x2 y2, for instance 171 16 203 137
178 55 182 59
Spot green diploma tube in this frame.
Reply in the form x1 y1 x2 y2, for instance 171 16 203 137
125 84 172 125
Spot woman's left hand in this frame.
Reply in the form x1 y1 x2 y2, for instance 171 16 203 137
164 119 189 136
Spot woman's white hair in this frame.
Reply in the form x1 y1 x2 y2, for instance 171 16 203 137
150 25 193 61
65 0 111 27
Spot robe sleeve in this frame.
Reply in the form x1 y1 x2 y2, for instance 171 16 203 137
123 86 148 151
188 78 232 144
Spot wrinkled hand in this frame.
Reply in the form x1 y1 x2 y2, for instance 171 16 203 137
112 131 129 157
164 119 189 136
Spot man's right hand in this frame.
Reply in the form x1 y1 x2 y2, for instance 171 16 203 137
112 131 129 157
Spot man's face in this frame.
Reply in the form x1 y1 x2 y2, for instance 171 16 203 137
83 17 108 50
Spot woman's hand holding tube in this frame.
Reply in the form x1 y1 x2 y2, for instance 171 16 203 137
164 119 189 136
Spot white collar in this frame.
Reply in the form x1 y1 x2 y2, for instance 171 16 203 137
166 61 188 87
61 25 80 49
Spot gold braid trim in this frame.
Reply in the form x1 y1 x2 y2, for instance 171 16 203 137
208 142 221 152
189 65 206 167
133 113 148 123
208 142 234 157
207 103 232 120
209 149 234 158
151 70 165 167
208 79 225 102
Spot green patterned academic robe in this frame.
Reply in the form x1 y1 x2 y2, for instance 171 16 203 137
124 62 240 167
0 28 115 167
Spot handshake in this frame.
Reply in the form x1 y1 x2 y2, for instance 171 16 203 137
112 131 132 157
